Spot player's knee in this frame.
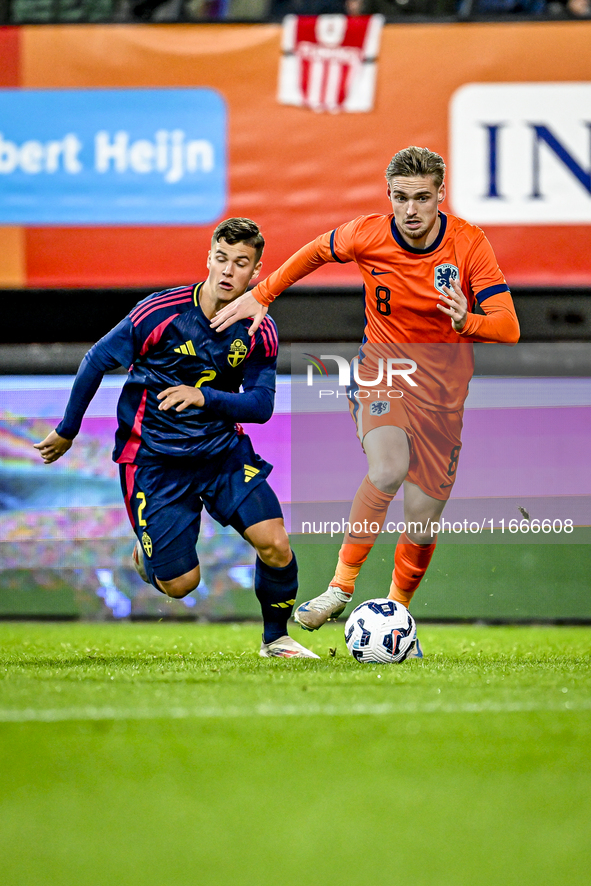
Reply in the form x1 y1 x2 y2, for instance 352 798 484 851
406 526 436 545
157 566 201 598
255 528 292 569
368 464 405 496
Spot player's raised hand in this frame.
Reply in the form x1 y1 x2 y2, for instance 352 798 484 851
210 292 267 336
436 277 468 331
157 385 205 412
33 430 73 464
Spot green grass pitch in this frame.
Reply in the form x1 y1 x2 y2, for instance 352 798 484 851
1 621 590 886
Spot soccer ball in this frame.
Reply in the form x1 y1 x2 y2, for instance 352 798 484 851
344 598 417 664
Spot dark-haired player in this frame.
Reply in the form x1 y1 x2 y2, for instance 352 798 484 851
35 217 318 659
212 149 520 648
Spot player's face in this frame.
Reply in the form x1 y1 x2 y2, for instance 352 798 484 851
206 238 262 303
387 175 445 249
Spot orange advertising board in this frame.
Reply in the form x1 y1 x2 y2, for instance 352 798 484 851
1 21 590 288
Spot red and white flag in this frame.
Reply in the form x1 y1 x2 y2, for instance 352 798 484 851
278 14 384 114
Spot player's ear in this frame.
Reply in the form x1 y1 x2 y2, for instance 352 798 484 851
250 261 262 282
206 250 212 270
437 183 446 204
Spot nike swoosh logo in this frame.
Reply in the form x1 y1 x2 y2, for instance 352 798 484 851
439 482 453 488
370 268 390 276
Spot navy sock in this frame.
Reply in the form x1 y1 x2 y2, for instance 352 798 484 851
255 553 298 644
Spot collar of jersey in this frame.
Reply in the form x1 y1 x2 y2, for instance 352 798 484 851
390 211 447 255
193 282 204 307
192 281 243 331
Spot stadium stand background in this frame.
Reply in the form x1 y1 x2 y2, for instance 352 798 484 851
0 0 589 22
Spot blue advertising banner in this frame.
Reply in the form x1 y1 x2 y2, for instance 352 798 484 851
0 88 227 224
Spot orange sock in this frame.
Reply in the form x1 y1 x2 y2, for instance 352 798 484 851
388 532 436 608
330 475 394 593
330 560 360 596
389 584 416 608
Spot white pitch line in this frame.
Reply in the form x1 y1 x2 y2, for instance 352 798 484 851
0 699 590 723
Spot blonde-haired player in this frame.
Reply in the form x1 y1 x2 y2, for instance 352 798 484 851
212 147 519 652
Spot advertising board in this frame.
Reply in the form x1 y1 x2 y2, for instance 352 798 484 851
1 22 590 288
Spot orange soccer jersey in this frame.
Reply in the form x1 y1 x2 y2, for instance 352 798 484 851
253 211 518 343
252 211 520 411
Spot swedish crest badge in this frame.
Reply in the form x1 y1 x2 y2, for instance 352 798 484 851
228 338 248 367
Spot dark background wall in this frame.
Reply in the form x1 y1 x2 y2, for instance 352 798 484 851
2 286 591 344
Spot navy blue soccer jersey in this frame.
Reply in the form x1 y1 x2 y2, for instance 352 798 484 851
57 283 279 465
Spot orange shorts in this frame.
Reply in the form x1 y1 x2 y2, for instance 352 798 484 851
348 387 463 501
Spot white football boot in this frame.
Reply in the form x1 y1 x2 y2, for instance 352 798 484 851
259 635 320 659
406 635 424 659
294 586 352 631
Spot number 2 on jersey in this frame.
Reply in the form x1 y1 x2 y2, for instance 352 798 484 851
195 370 217 388
136 492 147 526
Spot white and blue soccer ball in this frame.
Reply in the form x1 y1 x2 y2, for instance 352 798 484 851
344 598 418 664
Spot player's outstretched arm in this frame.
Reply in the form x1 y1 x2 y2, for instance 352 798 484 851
32 334 125 464
211 232 336 335
211 292 268 336
34 430 73 464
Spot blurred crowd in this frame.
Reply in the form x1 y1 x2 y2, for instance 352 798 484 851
127 0 590 19
4 0 590 24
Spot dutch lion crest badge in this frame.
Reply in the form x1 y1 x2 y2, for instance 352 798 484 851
434 263 459 295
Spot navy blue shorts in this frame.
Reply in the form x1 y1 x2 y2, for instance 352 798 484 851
120 435 282 581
